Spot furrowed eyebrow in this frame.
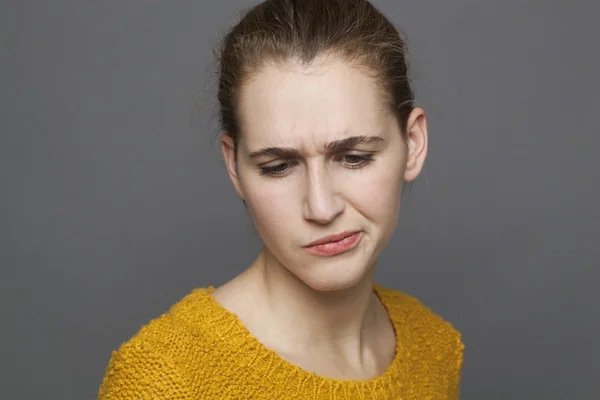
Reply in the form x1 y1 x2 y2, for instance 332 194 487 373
248 147 300 159
325 135 385 152
248 135 384 159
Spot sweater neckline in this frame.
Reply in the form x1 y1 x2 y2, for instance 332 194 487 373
195 284 405 391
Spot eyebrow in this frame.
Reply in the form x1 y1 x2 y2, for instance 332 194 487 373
248 135 385 159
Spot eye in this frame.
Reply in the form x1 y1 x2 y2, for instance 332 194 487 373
259 161 297 177
337 153 374 169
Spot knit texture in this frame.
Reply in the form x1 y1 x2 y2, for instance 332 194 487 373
98 284 464 399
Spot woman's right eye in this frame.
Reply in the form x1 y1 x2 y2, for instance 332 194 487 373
259 161 296 177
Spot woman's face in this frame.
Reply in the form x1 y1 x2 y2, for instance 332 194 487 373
222 57 427 291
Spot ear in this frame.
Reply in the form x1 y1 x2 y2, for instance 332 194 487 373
220 134 246 200
403 107 428 182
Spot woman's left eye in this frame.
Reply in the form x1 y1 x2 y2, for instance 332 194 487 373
338 154 374 169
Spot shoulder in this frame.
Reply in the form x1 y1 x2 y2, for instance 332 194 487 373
116 287 216 354
375 284 462 340
98 288 214 399
375 284 464 390
98 316 193 399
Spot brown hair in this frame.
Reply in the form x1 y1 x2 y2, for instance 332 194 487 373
217 0 414 153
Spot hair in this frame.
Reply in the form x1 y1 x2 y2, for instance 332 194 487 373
216 0 415 154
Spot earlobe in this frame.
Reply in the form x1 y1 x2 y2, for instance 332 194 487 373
220 134 246 200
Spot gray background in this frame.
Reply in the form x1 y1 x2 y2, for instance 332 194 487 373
1 0 598 398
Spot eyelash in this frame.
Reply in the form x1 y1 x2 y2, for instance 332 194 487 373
259 154 375 177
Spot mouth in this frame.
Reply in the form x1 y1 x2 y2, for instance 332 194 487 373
304 231 362 256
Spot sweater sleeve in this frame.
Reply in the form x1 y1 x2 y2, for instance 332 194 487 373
98 340 192 399
448 331 465 399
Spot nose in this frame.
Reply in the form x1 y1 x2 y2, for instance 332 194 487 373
302 163 344 224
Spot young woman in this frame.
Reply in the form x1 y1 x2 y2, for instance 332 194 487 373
99 0 464 398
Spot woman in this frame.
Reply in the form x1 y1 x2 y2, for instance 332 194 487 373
98 0 464 398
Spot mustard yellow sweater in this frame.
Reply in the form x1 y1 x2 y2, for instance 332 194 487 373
98 285 464 399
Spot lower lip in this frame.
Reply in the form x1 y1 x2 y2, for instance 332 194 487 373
304 232 362 256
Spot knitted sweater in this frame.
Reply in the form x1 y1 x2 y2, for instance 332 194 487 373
98 285 464 399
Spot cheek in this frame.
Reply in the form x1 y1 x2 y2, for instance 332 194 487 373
348 162 404 223
242 176 299 243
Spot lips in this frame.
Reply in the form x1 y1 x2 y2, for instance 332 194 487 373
304 231 362 257
305 231 361 247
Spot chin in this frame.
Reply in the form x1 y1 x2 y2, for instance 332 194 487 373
294 258 373 293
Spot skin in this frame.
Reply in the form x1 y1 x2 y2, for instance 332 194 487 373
214 56 428 380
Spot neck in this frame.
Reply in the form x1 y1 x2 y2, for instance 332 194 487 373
249 248 382 354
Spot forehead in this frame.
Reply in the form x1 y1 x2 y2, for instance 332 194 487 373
236 57 396 150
